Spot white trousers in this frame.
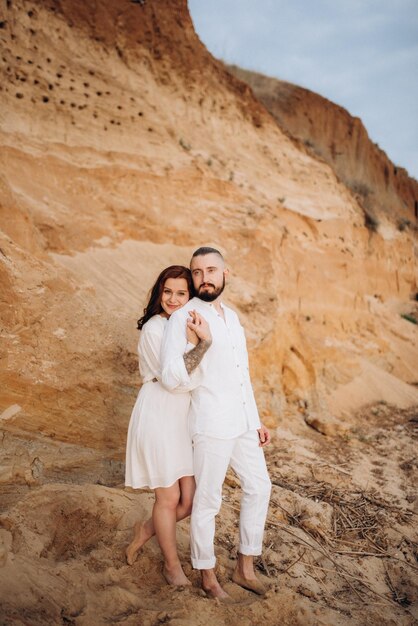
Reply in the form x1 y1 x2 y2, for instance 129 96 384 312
190 430 271 570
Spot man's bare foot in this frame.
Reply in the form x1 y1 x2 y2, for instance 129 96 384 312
162 564 192 586
125 521 150 565
232 567 267 596
201 570 229 600
203 581 230 600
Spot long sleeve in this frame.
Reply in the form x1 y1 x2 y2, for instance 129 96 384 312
161 308 199 391
138 324 163 381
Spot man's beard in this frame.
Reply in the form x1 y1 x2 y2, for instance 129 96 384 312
197 276 225 302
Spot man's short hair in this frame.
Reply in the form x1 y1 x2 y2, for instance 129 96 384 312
192 246 224 260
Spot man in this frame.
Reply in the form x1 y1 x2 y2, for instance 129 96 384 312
161 247 271 599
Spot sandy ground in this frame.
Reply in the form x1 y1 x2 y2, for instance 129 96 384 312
0 402 417 626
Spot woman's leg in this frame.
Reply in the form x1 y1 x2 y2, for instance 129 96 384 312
125 516 154 565
153 481 191 585
176 475 195 519
125 475 195 566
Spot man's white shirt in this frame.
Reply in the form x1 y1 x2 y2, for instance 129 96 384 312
161 296 261 439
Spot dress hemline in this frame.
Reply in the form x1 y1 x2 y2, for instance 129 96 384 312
125 471 194 490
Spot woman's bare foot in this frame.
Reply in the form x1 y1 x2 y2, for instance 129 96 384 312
125 521 151 565
162 563 192 586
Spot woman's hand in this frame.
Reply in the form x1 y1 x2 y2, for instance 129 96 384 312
186 319 199 345
187 310 212 344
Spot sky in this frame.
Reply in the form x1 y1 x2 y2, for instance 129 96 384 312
188 0 418 180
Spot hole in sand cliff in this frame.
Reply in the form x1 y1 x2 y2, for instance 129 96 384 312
15 92 24 99
42 96 49 103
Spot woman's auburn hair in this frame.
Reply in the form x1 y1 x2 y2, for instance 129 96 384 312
137 265 193 329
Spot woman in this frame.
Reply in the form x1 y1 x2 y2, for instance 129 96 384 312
125 265 209 586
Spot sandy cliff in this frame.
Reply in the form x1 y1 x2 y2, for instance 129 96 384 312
0 1 417 624
228 65 418 227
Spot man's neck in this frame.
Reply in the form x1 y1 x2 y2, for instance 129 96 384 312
196 296 224 315
212 297 223 315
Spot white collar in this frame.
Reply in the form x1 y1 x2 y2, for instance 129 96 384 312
193 297 225 312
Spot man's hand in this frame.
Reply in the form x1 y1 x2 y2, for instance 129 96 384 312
257 424 271 447
187 310 212 343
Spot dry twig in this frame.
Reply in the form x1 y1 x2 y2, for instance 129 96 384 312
281 549 306 574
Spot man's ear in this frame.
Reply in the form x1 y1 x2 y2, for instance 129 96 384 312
223 268 230 280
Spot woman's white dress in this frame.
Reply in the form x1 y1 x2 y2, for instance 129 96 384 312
125 314 194 489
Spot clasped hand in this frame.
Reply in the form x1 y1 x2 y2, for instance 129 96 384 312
186 310 212 345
